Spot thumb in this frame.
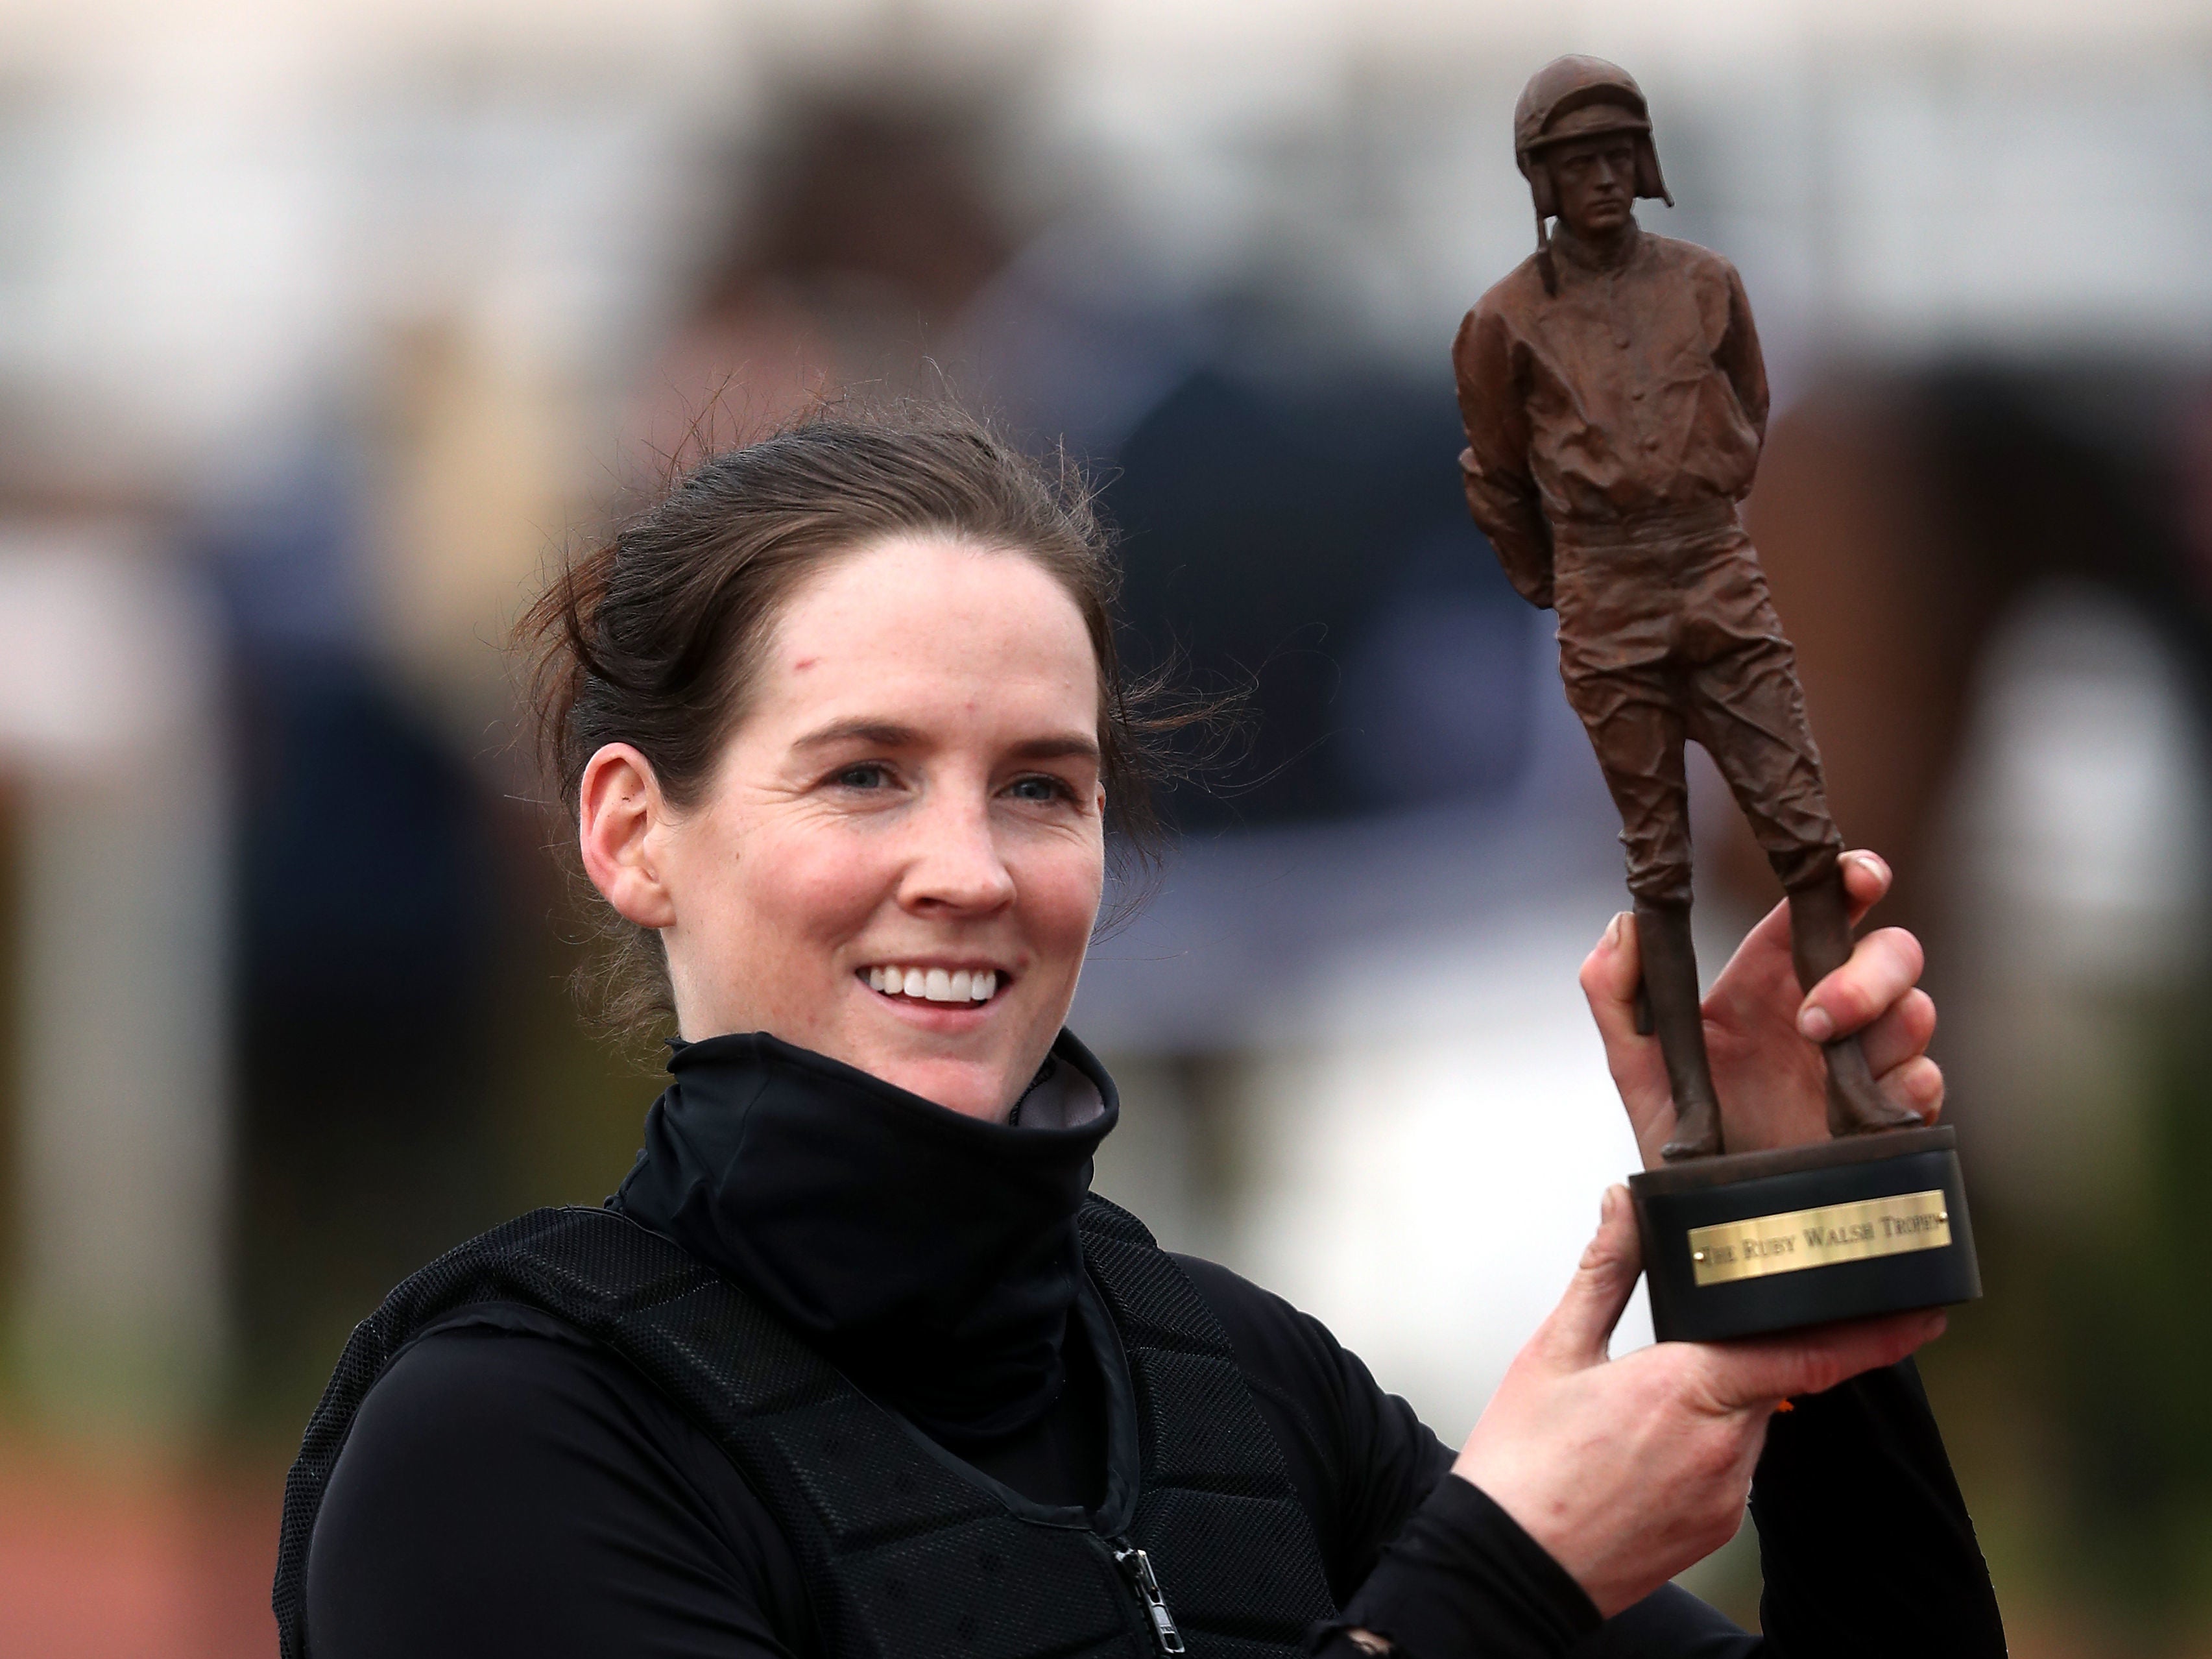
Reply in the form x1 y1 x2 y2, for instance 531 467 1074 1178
1529 1185 1642 1370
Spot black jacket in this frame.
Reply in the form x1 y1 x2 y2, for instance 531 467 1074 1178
298 1032 2004 1658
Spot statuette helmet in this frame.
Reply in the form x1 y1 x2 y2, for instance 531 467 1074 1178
1513 55 1672 280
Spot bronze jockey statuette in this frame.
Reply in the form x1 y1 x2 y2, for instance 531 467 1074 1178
1454 56 1980 1340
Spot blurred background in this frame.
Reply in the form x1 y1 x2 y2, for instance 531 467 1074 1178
0 0 2208 1651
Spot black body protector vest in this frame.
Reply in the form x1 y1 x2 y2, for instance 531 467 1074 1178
274 1198 1338 1659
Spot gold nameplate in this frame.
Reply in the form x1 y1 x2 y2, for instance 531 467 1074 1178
1687 1190 1951 1287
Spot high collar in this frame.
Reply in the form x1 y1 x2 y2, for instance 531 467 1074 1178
611 1030 1118 1445
1552 217 1643 274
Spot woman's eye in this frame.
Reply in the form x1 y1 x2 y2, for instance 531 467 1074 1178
1007 775 1071 804
834 764 889 789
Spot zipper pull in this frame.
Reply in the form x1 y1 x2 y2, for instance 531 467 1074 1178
1111 1542 1186 1655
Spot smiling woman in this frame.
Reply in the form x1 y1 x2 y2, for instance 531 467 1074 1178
524 419 1167 1064
573 534 1109 1119
274 411 2002 1659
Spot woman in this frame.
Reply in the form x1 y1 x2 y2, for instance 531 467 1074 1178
276 416 2002 1657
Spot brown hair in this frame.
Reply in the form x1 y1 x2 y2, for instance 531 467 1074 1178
522 408 1184 1036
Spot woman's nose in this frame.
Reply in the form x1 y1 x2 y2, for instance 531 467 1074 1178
898 793 1016 914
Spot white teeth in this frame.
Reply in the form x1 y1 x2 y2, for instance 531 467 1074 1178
866 965 1000 1002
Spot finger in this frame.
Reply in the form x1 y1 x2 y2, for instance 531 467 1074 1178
1731 849 1895 978
1876 1054 1944 1124
1726 890 1796 980
1702 1309 1945 1409
1580 914 1674 1137
1858 988 1936 1077
1838 849 1892 927
1529 1185 1644 1370
1796 926 1925 1045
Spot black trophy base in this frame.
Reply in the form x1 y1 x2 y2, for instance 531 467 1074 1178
1628 1125 1979 1344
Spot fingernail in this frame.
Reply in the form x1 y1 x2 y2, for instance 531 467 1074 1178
1604 912 1627 951
1600 1185 1618 1222
1798 1004 1835 1043
1848 851 1890 883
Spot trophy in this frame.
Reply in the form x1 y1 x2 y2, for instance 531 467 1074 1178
1452 56 1980 1341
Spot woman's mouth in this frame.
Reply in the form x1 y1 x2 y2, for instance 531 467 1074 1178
861 965 1000 1004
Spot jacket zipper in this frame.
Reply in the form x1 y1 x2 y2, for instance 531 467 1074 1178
1109 1540 1186 1655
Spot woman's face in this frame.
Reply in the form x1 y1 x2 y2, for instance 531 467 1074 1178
580 535 1107 1120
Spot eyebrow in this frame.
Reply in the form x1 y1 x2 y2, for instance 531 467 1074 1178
792 719 926 751
791 718 1101 764
1007 734 1102 764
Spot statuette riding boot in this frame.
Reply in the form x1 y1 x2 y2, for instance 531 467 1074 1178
1636 900 1725 1161
1786 869 1923 1137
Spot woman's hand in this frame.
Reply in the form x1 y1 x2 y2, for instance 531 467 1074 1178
1580 851 1943 1170
1452 1187 1944 1616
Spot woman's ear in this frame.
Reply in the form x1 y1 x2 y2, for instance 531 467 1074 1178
579 743 679 930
